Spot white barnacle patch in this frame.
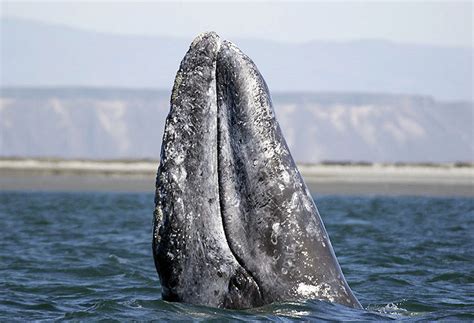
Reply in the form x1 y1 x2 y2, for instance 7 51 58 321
296 283 319 297
166 123 175 138
275 165 286 190
153 208 164 242
166 251 175 260
296 283 336 302
272 222 281 233
270 222 281 245
174 153 185 165
281 169 290 184
277 182 285 192
171 73 184 101
170 166 187 185
289 192 299 209
305 220 320 238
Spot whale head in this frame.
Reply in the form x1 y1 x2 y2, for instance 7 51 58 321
152 32 362 309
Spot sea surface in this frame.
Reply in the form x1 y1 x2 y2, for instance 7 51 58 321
1 191 473 321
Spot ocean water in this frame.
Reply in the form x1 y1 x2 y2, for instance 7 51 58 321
1 191 473 321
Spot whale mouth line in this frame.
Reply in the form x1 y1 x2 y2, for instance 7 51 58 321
218 191 264 301
215 97 264 301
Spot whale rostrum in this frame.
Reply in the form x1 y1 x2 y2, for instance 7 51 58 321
153 32 362 309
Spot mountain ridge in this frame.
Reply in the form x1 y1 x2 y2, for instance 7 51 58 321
4 16 472 49
1 17 472 101
1 87 472 163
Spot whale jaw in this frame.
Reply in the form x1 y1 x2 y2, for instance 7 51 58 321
153 32 362 309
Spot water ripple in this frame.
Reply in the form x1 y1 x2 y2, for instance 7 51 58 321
0 192 473 320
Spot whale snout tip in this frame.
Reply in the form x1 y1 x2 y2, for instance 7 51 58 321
191 31 221 47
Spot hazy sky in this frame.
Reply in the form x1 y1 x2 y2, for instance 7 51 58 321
1 1 472 47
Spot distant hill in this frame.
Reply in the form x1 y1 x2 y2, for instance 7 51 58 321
1 87 472 163
1 17 472 101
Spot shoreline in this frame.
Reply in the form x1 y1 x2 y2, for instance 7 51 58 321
1 159 473 196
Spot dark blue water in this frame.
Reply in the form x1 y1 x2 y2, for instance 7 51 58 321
1 191 473 321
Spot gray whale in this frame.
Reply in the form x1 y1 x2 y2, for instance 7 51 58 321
153 32 362 309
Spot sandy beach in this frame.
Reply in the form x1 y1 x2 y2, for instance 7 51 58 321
1 158 472 196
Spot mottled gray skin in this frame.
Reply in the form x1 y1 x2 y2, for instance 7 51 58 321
153 32 362 310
